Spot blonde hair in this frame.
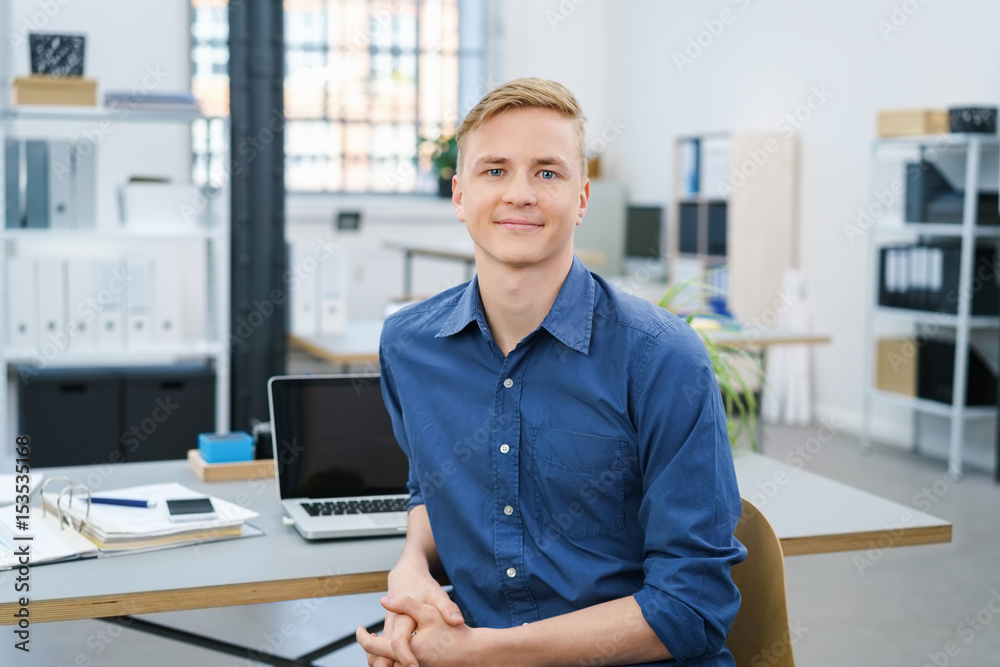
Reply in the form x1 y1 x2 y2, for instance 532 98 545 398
456 77 587 178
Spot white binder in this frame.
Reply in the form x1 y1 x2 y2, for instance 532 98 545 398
66 259 99 350
48 140 74 228
153 252 182 343
124 255 155 348
96 259 125 350
6 256 38 350
36 258 67 345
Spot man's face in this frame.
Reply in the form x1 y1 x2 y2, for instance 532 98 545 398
453 107 589 272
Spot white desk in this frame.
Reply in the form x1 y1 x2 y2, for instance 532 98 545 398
0 452 949 625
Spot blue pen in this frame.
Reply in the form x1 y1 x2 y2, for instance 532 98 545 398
91 497 157 509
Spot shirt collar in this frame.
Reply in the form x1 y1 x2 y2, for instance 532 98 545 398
435 256 595 355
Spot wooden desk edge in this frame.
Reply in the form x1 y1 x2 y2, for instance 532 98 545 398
287 333 379 366
715 334 832 348
781 523 952 557
0 571 391 625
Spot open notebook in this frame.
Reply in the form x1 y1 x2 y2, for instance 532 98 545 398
0 482 262 569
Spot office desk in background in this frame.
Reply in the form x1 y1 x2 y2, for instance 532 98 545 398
288 318 831 370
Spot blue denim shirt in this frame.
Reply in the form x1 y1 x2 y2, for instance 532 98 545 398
379 256 746 666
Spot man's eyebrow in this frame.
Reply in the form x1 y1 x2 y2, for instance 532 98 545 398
533 156 571 169
471 155 572 169
472 155 511 167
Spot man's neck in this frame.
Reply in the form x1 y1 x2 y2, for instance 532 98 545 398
476 252 574 357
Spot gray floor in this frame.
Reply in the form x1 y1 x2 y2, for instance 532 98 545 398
11 380 1000 665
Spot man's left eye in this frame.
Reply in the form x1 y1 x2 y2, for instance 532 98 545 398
540 170 556 180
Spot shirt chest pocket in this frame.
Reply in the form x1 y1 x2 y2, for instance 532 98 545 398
527 427 627 540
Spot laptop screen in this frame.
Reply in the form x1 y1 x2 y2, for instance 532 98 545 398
268 374 410 500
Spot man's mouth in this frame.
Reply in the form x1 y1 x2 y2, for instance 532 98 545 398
495 217 542 230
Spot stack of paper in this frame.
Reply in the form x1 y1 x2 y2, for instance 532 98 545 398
0 482 262 569
42 482 258 551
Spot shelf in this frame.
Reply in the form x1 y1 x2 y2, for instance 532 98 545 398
1 226 224 241
872 223 1000 238
869 389 998 420
2 105 218 124
874 307 1000 328
2 342 227 367
874 134 1000 148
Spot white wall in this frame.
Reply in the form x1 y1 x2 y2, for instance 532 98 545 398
500 0 1000 458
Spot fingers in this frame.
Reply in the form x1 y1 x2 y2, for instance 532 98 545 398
356 625 394 663
431 593 465 626
386 604 419 667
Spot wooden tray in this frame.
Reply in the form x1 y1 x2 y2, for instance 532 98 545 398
187 449 274 482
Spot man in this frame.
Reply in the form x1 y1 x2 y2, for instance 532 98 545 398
357 77 745 666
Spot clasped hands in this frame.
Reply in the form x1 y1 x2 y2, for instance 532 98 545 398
356 580 474 667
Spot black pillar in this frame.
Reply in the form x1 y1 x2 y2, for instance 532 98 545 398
228 0 286 433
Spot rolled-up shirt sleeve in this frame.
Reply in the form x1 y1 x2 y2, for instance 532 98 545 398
379 331 424 511
631 325 746 662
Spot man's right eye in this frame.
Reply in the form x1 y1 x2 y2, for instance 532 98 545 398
487 168 503 177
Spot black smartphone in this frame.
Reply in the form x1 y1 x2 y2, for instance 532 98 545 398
165 497 217 522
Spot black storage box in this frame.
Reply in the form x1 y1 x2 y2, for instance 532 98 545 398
17 364 216 466
17 367 123 467
948 106 997 134
917 339 997 406
122 364 216 462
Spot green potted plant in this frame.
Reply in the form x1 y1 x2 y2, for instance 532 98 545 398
419 133 458 197
658 275 764 451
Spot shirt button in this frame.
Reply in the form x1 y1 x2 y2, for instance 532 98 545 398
500 443 510 454
506 567 517 578
503 378 513 388
503 505 513 516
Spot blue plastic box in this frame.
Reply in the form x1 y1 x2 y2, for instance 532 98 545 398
198 431 254 463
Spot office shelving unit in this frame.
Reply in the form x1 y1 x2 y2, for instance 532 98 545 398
0 2 231 458
860 134 1000 479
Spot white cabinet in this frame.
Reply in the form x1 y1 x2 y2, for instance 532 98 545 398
860 134 1000 479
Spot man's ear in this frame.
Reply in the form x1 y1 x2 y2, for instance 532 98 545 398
576 178 590 226
452 175 465 222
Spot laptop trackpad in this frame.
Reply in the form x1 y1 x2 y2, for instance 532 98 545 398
369 514 405 527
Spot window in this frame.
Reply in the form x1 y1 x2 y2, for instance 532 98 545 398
190 0 487 194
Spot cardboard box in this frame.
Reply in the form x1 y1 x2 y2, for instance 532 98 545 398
875 337 918 396
877 109 948 138
13 75 97 106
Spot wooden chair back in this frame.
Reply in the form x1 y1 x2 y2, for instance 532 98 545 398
727 498 796 667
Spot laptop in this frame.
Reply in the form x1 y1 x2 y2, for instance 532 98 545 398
267 373 410 540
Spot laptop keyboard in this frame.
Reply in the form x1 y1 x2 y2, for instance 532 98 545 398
301 498 408 517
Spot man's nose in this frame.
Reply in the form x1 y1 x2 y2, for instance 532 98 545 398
502 172 537 206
